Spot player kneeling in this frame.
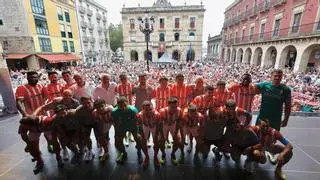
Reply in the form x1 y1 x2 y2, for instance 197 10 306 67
249 118 293 179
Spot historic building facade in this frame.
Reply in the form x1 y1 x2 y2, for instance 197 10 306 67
222 0 320 72
207 34 222 61
0 0 81 70
76 0 111 65
121 0 205 62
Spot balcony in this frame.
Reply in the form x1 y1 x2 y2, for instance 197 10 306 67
80 21 87 28
96 13 102 20
97 26 103 33
258 1 270 13
79 6 85 14
83 36 89 43
271 0 287 7
223 21 320 46
90 37 96 43
88 23 94 30
102 16 107 22
99 39 105 44
87 9 93 16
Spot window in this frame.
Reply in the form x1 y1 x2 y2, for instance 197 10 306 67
260 23 265 39
0 19 3 26
249 27 254 40
159 33 165 41
65 11 70 23
130 19 135 29
69 41 75 52
235 31 238 43
30 0 45 15
189 32 195 41
39 38 52 52
273 19 281 36
242 29 245 41
62 40 68 52
175 18 180 28
34 16 49 35
229 33 232 43
60 24 66 37
130 33 136 42
292 12 302 33
190 17 195 28
67 25 73 38
57 7 63 21
160 18 165 29
174 33 179 41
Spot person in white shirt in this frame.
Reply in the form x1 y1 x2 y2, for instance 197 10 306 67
92 74 117 106
70 74 94 101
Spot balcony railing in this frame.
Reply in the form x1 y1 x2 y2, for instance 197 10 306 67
96 13 102 20
99 39 104 44
87 9 93 16
80 21 87 28
79 6 85 14
223 0 287 28
223 21 320 46
97 26 103 33
102 16 107 22
90 37 96 43
88 23 94 30
83 36 89 42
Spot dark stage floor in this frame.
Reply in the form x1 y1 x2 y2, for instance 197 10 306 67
0 115 319 180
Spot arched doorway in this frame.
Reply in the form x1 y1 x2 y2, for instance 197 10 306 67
253 47 263 66
172 50 180 61
265 46 277 67
186 49 195 62
231 48 237 62
226 48 231 62
237 48 243 63
244 48 252 64
144 50 152 61
279 45 297 70
130 50 138 61
301 44 320 72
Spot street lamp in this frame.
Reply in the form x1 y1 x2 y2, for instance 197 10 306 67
138 12 155 72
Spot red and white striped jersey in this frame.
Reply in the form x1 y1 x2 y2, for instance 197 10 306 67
61 81 76 92
213 89 233 107
170 84 193 109
137 110 161 128
191 94 218 114
152 86 171 110
182 111 204 128
115 83 134 105
159 107 183 125
228 83 260 112
43 83 63 102
15 84 45 115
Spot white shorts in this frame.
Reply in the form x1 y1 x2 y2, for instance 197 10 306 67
183 127 199 137
142 125 156 139
163 123 176 140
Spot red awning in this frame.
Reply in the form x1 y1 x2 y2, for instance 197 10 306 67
36 53 81 63
6 54 31 59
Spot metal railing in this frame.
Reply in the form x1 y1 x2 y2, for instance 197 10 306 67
79 6 86 14
80 21 87 28
96 13 102 20
223 0 287 28
87 9 93 16
224 21 320 46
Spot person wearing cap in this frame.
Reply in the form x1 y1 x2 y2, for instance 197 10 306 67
136 101 162 168
112 96 148 165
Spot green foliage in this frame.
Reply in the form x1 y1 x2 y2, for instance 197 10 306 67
108 23 123 52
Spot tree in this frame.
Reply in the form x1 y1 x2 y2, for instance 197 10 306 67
108 23 123 52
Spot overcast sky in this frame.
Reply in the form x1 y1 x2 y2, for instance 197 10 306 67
95 0 234 47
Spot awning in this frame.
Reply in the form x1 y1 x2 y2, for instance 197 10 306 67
36 53 81 63
6 54 31 59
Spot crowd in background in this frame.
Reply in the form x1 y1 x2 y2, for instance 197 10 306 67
8 60 320 112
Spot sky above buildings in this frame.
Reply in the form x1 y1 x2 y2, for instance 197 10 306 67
96 0 234 47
